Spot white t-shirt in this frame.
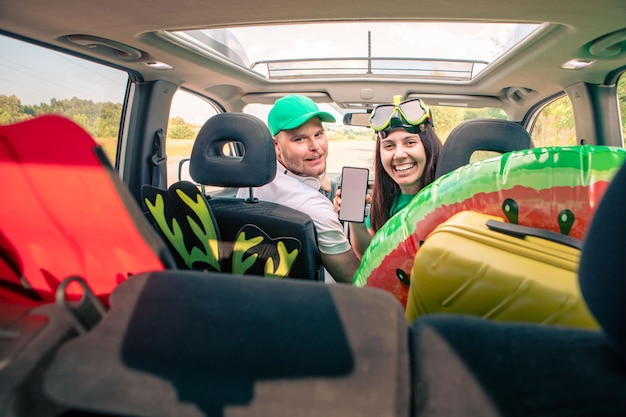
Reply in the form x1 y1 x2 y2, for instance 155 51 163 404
236 163 351 256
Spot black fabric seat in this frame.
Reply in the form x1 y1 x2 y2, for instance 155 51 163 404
143 180 223 271
410 314 626 417
190 112 323 280
43 270 410 417
435 119 532 179
144 112 323 280
202 197 321 278
409 161 626 416
578 154 626 357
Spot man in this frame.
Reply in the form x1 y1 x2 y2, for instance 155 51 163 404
236 95 361 283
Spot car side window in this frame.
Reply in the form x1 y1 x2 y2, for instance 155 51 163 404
0 34 128 166
166 90 219 187
531 96 576 147
429 105 508 143
431 104 509 163
618 73 626 147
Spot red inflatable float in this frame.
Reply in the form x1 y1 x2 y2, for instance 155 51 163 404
354 145 626 307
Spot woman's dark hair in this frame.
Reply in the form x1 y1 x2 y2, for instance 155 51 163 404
369 125 442 232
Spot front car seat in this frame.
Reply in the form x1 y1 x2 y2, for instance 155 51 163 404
435 118 532 179
177 112 323 280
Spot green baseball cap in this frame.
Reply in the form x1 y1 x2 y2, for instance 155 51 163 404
268 95 336 136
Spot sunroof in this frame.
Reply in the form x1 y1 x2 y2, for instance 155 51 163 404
165 21 542 81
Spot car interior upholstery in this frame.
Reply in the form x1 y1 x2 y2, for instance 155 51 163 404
145 112 324 280
434 119 533 179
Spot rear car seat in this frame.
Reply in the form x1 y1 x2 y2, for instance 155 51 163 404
43 270 410 417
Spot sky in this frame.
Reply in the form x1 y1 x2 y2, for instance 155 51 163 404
0 35 128 105
228 22 525 66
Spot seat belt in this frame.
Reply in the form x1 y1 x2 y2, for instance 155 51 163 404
151 128 167 189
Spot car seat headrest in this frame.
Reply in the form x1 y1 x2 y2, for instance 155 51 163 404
579 161 626 357
189 113 276 187
435 119 531 179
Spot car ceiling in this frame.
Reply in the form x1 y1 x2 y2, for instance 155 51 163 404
1 0 625 119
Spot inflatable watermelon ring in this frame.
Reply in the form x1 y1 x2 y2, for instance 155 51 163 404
354 145 626 307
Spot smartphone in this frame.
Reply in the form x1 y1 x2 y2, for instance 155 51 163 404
338 166 369 223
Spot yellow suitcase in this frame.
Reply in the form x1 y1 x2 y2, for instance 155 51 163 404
405 211 598 329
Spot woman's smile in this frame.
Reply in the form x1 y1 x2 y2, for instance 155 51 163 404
393 162 416 173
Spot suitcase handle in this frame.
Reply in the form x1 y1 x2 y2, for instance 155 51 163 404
485 219 583 250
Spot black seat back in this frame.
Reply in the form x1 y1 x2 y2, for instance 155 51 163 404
143 180 222 271
579 159 626 356
44 270 409 416
435 118 532 179
189 112 323 280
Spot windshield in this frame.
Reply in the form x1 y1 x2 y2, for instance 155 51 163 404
243 101 507 179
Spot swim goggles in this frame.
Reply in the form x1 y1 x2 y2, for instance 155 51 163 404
369 96 431 133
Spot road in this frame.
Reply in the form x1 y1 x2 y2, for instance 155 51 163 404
326 140 376 175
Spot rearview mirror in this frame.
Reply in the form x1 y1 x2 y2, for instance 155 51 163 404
343 112 371 127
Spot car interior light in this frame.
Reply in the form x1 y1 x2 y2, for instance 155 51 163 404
144 61 173 70
561 59 596 70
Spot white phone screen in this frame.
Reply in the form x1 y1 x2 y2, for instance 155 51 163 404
338 167 369 223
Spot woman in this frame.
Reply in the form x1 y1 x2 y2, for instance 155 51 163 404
334 96 442 258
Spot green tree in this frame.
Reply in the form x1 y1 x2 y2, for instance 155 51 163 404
464 107 507 120
97 102 123 138
0 95 28 124
618 74 626 145
0 94 124 161
167 117 197 139
531 97 576 147
430 106 465 142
